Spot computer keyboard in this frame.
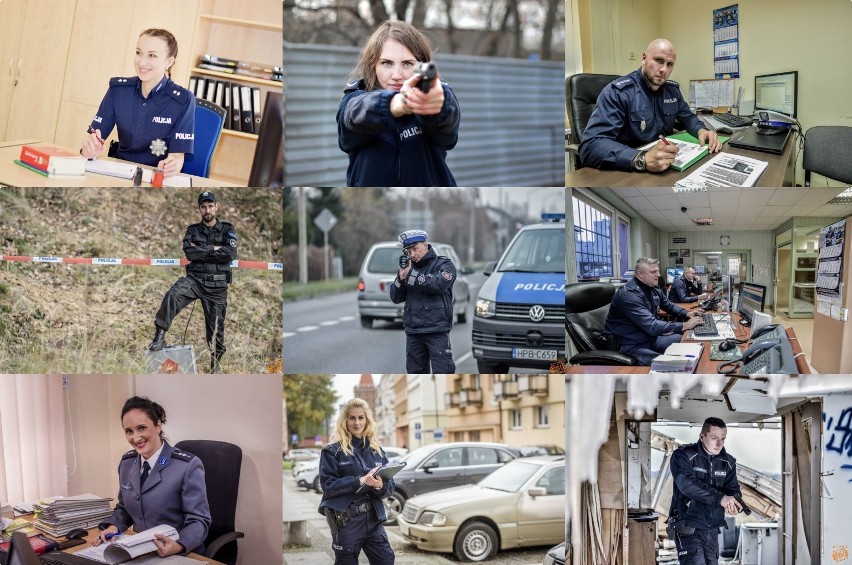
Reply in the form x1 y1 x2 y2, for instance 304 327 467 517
714 113 753 127
692 313 719 337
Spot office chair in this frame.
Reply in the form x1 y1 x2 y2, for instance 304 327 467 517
248 91 283 187
802 126 852 186
565 282 638 365
182 99 227 178
174 440 244 565
566 73 619 170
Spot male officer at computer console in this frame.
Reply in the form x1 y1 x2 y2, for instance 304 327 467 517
578 39 722 172
605 257 705 365
669 266 708 303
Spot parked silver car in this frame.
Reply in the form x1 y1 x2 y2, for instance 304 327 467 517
357 241 472 328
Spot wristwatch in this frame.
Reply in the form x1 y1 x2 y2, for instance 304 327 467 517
632 150 647 172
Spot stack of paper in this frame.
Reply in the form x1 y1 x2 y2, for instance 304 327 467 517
650 342 704 373
674 152 768 190
33 493 113 537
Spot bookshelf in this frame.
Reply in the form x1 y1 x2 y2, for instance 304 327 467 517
189 0 282 185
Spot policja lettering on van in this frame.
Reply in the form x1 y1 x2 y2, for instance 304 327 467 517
513 282 566 292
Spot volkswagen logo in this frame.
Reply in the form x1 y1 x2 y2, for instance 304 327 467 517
529 305 546 322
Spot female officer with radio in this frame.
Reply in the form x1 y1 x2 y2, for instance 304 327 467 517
93 396 211 557
81 28 195 177
318 398 395 564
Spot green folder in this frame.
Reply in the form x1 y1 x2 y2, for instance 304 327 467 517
665 132 731 172
14 159 48 177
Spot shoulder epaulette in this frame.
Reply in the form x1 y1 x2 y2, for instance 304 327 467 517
170 448 196 462
110 77 138 87
666 79 680 87
165 85 191 104
121 450 137 460
612 76 635 90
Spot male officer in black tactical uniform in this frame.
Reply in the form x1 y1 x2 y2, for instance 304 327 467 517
389 229 456 373
579 39 722 172
148 192 236 372
668 417 743 565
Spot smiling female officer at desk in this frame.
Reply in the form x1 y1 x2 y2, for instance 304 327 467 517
81 29 195 177
93 396 211 557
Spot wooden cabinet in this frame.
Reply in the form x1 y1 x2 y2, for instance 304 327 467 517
189 0 283 184
0 0 76 143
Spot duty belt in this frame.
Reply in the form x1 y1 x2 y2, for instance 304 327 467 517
200 274 227 281
350 502 370 515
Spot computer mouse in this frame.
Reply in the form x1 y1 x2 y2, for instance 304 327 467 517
719 340 737 352
66 528 88 540
716 127 733 135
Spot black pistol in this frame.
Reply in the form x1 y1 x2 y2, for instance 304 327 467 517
399 254 409 269
734 495 752 515
413 61 437 93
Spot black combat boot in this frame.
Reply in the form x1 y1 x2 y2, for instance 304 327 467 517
211 350 225 374
148 327 166 351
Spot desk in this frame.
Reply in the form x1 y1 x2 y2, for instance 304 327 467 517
12 514 222 564
568 310 809 374
565 136 795 187
0 140 241 187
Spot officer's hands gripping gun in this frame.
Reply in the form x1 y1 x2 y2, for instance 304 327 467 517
734 495 752 515
399 254 410 269
413 61 438 94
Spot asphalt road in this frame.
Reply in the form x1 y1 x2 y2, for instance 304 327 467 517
283 471 555 564
284 272 544 374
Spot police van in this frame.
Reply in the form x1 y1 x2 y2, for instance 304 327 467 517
472 214 566 373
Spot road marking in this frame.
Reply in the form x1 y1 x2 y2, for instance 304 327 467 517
455 351 472 364
339 316 355 321
283 332 296 338
319 321 338 326
296 325 319 332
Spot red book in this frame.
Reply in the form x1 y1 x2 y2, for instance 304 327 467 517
19 144 81 172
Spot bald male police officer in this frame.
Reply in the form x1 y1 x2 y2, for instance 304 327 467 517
578 39 721 172
389 230 457 373
99 442 211 555
148 192 236 373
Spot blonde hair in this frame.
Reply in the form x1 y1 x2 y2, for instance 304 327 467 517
332 398 382 456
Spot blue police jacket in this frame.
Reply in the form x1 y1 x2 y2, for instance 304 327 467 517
669 275 703 303
337 79 460 187
89 76 195 167
100 442 211 554
318 437 394 520
389 245 456 335
669 442 741 530
605 277 689 351
183 220 237 286
578 68 706 170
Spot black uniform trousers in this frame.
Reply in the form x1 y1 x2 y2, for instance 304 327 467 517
331 501 395 565
675 528 719 565
155 275 228 356
406 332 455 373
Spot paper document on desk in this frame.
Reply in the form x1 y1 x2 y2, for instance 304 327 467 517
650 342 703 373
102 524 179 564
86 160 153 183
675 152 767 190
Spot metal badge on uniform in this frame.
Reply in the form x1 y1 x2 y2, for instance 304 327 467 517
640 119 646 132
150 138 167 157
159 456 169 468
418 274 426 284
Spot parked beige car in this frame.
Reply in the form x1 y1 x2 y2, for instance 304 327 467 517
397 456 565 562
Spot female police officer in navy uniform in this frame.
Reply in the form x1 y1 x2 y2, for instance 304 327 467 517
81 29 195 177
337 20 460 187
92 396 211 557
318 398 395 564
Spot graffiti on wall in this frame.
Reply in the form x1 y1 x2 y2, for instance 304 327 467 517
824 405 852 481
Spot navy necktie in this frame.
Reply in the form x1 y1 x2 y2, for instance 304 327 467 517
140 461 151 488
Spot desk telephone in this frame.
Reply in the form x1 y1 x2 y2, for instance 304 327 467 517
718 325 798 374
700 295 721 311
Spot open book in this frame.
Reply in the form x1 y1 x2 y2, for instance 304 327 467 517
73 525 201 564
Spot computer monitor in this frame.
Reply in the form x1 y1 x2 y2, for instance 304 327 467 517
666 267 684 285
694 265 705 274
737 282 767 324
754 71 798 118
5 532 41 565
248 90 283 187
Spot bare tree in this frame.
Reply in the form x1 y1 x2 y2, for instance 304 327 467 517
540 0 561 60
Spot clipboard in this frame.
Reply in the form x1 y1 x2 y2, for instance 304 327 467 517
354 462 407 494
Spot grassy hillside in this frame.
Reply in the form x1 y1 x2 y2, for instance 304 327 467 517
0 188 282 373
